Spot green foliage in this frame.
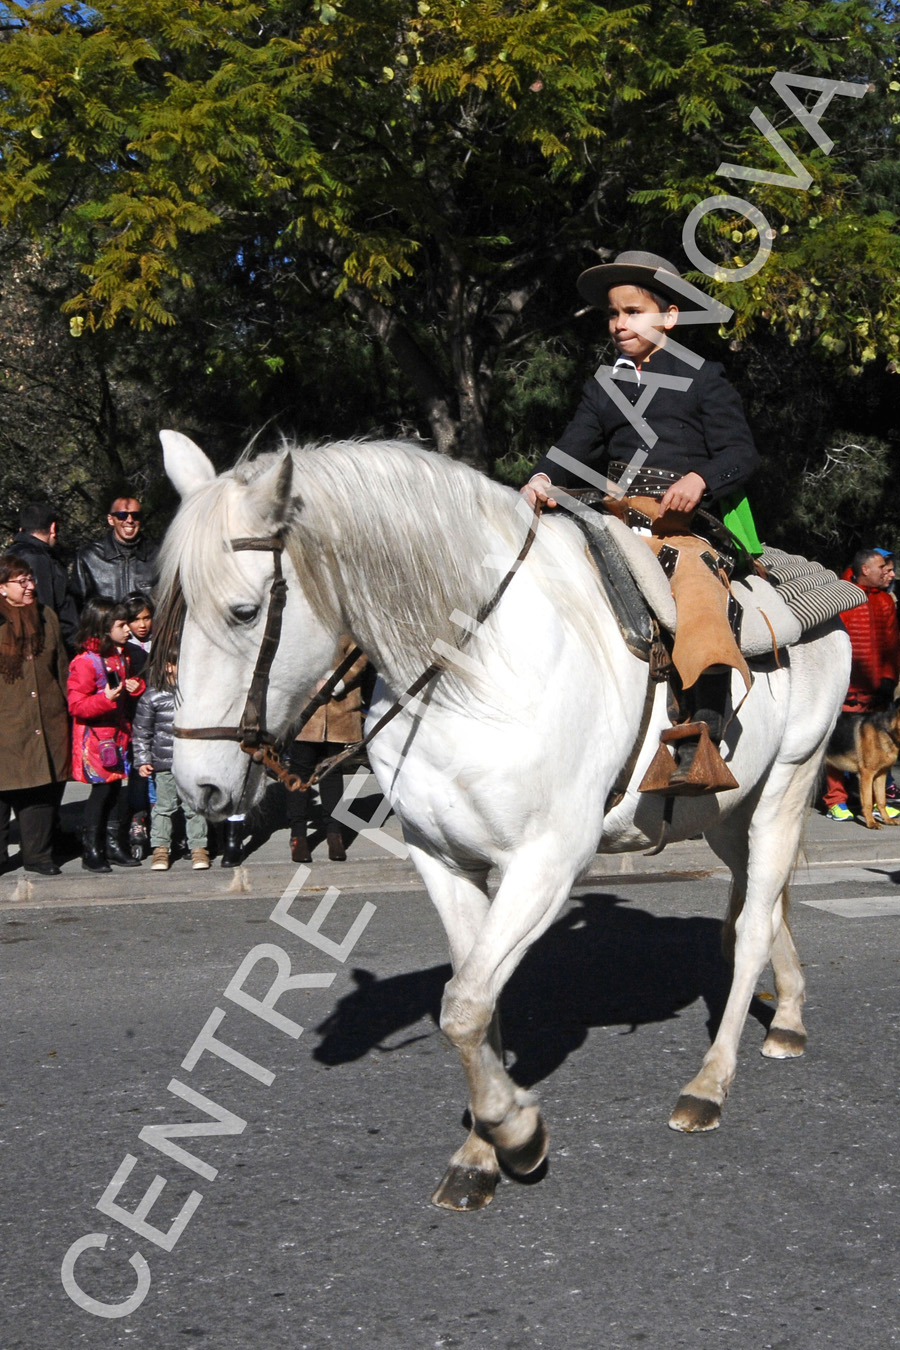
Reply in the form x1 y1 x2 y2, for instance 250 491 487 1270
781 433 900 569
0 0 640 327
626 0 900 369
490 336 582 483
0 0 897 526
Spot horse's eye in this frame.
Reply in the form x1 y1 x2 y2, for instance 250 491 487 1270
230 603 260 625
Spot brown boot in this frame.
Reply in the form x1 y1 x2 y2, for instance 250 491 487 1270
326 830 347 861
291 834 312 864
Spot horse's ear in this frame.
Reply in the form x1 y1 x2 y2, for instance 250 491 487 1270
160 430 217 498
246 452 294 530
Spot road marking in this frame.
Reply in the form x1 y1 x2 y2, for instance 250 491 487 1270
800 896 900 918
789 866 900 887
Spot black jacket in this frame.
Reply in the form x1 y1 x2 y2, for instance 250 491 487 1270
71 530 158 606
9 531 79 652
531 345 759 504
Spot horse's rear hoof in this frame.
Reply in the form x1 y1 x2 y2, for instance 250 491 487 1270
495 1116 549 1177
668 1093 722 1132
761 1027 807 1059
431 1165 499 1211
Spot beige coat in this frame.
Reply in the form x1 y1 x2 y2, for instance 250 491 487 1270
0 606 71 791
295 640 369 744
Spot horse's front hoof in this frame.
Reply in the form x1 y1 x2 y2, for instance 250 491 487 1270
495 1114 549 1177
668 1093 722 1132
431 1165 499 1211
761 1026 807 1059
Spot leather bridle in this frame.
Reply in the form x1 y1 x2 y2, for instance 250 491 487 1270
173 534 293 752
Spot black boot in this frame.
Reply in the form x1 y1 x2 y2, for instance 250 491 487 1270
82 829 112 873
220 819 244 868
640 671 737 797
668 671 730 789
105 823 141 867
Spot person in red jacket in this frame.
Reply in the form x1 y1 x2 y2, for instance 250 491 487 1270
67 597 146 869
823 548 900 821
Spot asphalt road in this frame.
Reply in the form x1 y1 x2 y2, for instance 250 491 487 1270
4 816 900 1350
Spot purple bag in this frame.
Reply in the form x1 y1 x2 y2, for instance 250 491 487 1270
97 738 121 770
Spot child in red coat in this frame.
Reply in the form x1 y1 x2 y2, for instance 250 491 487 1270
67 597 146 871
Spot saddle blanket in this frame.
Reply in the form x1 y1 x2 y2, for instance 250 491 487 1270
577 513 866 660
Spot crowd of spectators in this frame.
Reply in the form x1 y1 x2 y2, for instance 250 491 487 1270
1 492 367 877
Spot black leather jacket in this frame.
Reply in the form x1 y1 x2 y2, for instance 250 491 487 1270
70 530 158 606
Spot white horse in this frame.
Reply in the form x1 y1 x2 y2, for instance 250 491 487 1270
158 432 849 1211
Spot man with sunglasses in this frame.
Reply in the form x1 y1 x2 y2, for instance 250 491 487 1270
71 495 158 608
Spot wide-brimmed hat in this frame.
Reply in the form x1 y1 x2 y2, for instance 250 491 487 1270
577 250 684 309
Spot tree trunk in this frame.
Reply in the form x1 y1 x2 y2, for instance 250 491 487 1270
345 288 492 470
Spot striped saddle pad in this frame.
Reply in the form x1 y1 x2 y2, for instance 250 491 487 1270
756 546 866 633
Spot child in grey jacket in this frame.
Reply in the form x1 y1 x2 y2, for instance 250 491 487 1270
131 662 209 870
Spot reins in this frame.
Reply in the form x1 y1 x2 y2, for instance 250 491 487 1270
173 500 544 794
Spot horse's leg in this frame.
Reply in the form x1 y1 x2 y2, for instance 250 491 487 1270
760 889 808 1058
406 846 503 1211
704 798 751 967
707 798 806 1058
435 850 578 1199
670 758 818 1131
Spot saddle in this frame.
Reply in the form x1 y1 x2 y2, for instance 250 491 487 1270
556 490 865 663
552 487 867 804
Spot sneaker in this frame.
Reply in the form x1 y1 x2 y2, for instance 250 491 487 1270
129 813 149 861
151 847 170 870
191 848 210 870
886 779 900 803
873 805 900 824
826 803 853 821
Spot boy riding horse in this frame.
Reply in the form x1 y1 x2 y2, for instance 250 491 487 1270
522 250 760 795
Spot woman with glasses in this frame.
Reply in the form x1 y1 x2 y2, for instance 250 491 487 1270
0 552 71 876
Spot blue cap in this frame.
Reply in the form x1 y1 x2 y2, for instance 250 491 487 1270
873 547 894 559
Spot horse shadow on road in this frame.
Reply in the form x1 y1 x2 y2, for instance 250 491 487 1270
313 893 775 1090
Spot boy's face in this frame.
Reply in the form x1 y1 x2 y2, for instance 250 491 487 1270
129 608 153 641
607 284 678 363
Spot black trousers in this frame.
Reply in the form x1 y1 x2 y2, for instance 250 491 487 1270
286 741 345 834
0 782 64 867
82 781 125 835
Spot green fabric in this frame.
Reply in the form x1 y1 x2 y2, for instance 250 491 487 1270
721 492 763 557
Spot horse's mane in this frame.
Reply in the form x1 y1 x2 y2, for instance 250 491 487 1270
157 439 611 694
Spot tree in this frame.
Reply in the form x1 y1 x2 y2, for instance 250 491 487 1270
0 0 897 476
0 238 167 551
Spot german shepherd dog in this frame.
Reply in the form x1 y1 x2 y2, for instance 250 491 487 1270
825 699 900 829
